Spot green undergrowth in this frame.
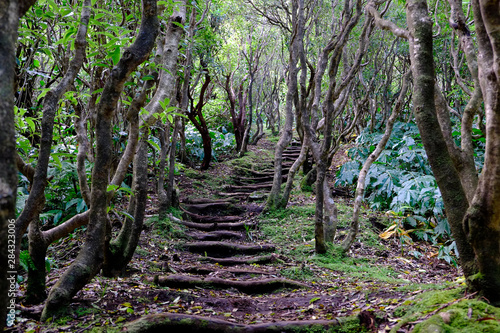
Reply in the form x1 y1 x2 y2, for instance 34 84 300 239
226 150 274 173
184 168 206 180
145 210 186 240
391 288 500 332
258 201 382 257
257 200 452 292
312 251 399 283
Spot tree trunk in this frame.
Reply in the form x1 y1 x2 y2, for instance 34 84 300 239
0 1 25 326
463 0 500 303
239 67 254 155
26 219 48 304
406 0 477 283
265 0 302 210
14 0 91 269
103 140 148 277
165 117 182 212
20 0 92 305
342 71 410 252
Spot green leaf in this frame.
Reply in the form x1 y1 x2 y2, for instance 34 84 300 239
109 46 121 66
309 297 321 304
117 210 135 221
147 139 161 152
107 184 120 192
37 88 51 101
405 216 417 227
25 118 36 133
142 74 155 81
118 186 133 195
66 198 80 210
77 199 87 213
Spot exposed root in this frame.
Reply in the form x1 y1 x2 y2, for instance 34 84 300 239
178 220 257 231
180 266 272 276
154 275 309 293
183 241 275 257
124 313 353 333
199 254 278 266
186 231 244 241
181 208 242 223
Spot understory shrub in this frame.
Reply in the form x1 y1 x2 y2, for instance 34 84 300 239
336 121 484 264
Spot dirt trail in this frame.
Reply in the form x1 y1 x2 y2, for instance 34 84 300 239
11 141 461 333
124 144 359 331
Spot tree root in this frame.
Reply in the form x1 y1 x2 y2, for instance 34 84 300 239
199 254 278 266
183 241 275 257
124 313 356 333
181 208 242 223
179 220 256 231
186 231 244 241
181 202 245 215
180 266 272 276
233 174 287 184
154 275 309 293
216 192 250 199
182 198 238 204
225 183 274 192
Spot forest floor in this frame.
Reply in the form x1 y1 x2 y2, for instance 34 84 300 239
10 138 469 333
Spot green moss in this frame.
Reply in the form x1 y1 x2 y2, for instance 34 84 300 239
280 266 316 281
144 215 186 239
311 251 400 283
184 168 206 179
389 288 500 332
226 150 274 172
412 294 500 332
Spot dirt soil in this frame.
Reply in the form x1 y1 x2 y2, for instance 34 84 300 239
8 139 461 333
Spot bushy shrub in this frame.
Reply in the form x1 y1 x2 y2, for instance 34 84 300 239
336 121 484 264
184 125 235 161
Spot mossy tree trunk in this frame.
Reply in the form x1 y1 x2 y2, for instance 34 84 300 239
463 0 500 303
0 0 35 326
102 140 148 277
265 0 302 211
405 0 478 283
20 0 92 304
367 0 480 295
41 0 158 319
342 71 411 252
300 0 368 253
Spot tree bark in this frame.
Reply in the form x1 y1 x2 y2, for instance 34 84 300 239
0 1 26 327
14 0 91 269
154 275 308 293
125 313 351 333
21 0 92 304
406 0 477 283
102 140 148 277
265 0 302 210
463 0 500 303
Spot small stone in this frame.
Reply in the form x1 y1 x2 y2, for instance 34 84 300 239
438 311 451 324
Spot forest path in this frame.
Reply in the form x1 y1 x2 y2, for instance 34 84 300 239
126 143 354 331
122 142 386 332
121 140 460 332
163 144 306 293
14 140 461 333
